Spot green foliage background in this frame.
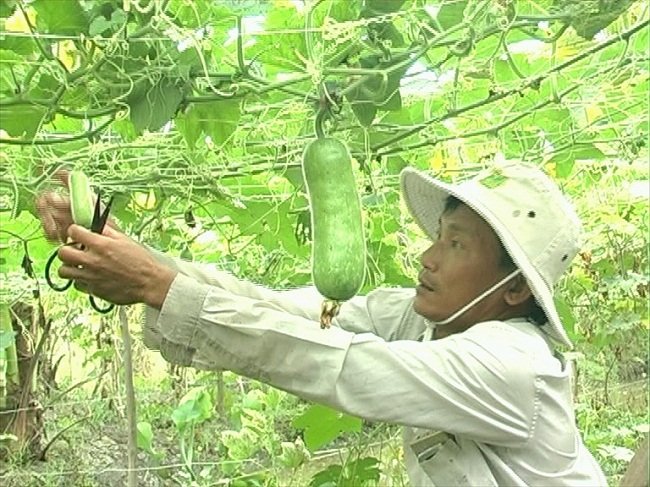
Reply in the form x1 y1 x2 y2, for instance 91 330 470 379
0 0 648 485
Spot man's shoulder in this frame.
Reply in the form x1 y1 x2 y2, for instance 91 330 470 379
465 319 551 346
455 319 557 371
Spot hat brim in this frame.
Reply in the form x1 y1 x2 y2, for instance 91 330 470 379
400 167 572 348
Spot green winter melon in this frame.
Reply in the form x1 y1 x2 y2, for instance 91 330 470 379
302 137 366 313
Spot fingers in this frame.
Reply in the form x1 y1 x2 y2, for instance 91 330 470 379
36 194 59 243
67 224 107 247
50 193 73 241
59 224 123 269
54 169 71 188
73 280 89 294
58 262 86 282
36 191 73 243
58 243 91 270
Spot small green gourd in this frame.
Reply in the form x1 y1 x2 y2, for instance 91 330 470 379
68 170 94 229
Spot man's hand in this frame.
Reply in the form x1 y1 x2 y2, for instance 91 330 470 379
58 225 177 309
35 170 118 243
36 178 75 244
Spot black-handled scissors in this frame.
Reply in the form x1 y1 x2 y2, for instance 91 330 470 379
45 191 115 314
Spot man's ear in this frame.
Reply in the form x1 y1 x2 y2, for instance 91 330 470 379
504 274 532 306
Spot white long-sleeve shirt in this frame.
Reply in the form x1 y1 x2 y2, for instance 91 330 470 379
142 255 607 486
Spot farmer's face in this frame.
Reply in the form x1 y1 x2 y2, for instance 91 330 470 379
414 203 513 337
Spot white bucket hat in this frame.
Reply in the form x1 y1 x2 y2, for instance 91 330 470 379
400 162 582 348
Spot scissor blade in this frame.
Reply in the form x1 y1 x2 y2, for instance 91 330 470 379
91 192 114 234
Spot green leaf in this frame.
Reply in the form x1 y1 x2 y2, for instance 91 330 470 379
436 0 467 31
317 0 360 22
365 0 407 14
0 211 56 274
309 457 380 487
549 144 605 178
632 24 649 54
136 421 154 453
45 114 83 134
177 99 241 147
310 464 343 487
0 0 16 18
554 296 576 340
128 78 185 134
0 328 16 350
534 107 572 123
379 89 401 111
344 457 381 484
166 0 231 27
350 99 377 127
199 99 241 145
345 54 412 125
503 128 543 159
88 16 112 37
112 119 138 142
494 58 526 84
0 104 47 139
32 73 61 99
479 170 507 189
0 34 36 55
517 0 554 16
565 0 637 40
33 0 89 35
171 387 213 431
0 49 21 93
385 156 407 174
175 109 202 148
550 154 575 179
250 5 306 70
292 404 362 451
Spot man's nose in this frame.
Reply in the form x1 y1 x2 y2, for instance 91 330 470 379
420 242 439 270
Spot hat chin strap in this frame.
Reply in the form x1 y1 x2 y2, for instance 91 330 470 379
424 269 521 338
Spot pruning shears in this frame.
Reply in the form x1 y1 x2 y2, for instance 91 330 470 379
45 191 115 314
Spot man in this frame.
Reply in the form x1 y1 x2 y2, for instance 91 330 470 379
37 162 606 486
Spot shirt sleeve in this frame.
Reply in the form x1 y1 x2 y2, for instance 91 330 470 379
147 248 414 337
143 273 539 447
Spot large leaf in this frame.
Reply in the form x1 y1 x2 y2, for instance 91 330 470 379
556 0 638 40
0 49 21 93
364 0 407 14
171 387 213 432
554 296 577 341
548 144 606 178
198 99 241 145
249 4 307 71
310 457 381 487
176 99 241 147
136 421 154 453
435 0 467 31
292 404 362 451
0 104 47 139
33 0 89 35
0 211 56 273
128 78 185 134
0 0 16 18
166 0 232 28
0 34 36 55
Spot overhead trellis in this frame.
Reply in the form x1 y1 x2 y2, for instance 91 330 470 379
0 0 648 285
1 1 647 148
